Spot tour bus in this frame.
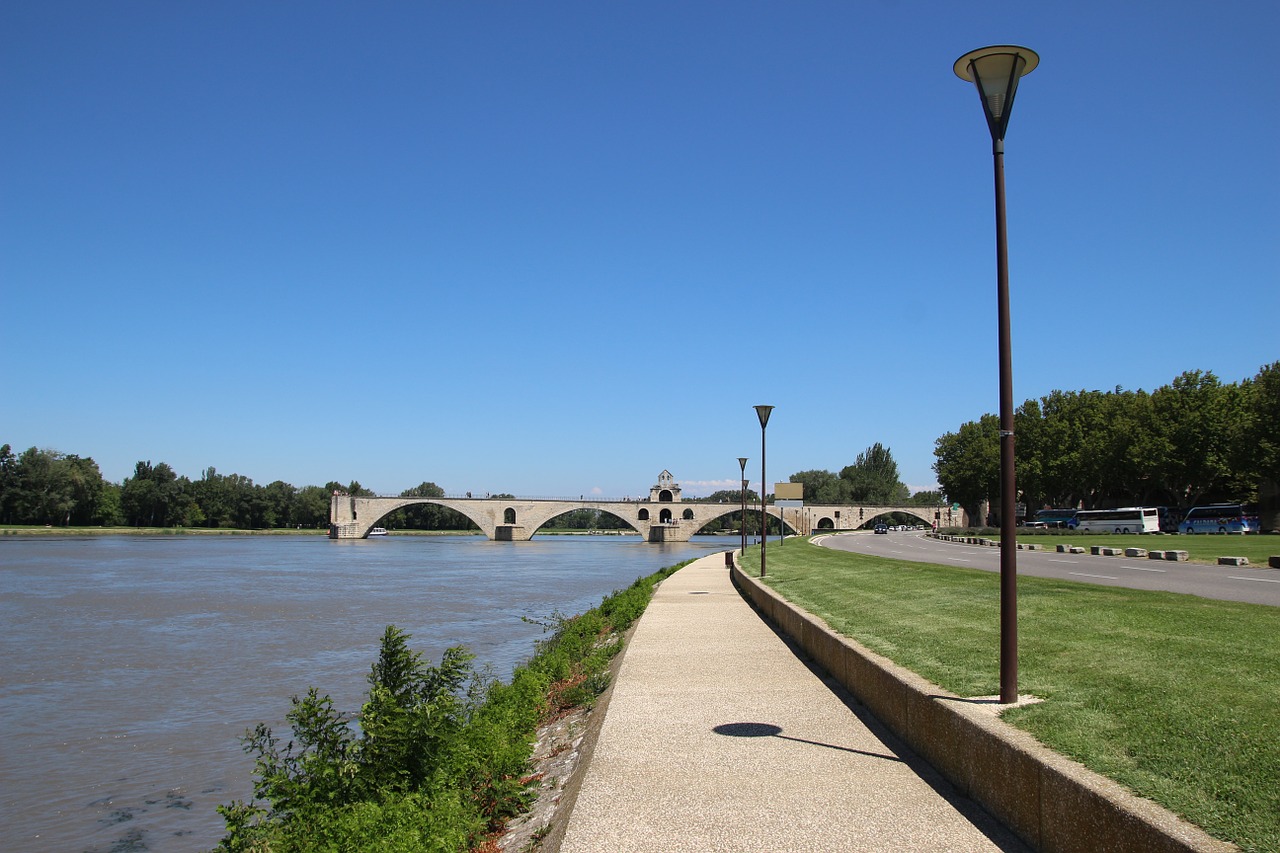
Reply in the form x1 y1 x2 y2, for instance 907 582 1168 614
1181 505 1253 534
1033 508 1079 529
1072 506 1161 534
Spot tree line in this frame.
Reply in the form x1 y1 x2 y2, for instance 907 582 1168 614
932 363 1280 529
0 448 354 529
697 442 944 533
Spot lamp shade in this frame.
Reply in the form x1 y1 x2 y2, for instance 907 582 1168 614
954 45 1039 142
754 405 774 428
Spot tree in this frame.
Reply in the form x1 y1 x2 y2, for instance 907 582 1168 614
120 461 194 527
10 447 74 525
0 444 16 523
933 414 999 524
262 481 297 528
95 482 124 526
1148 371 1244 506
787 470 848 505
1244 361 1280 531
64 455 108 526
192 468 234 528
294 485 332 528
840 443 909 504
702 488 760 504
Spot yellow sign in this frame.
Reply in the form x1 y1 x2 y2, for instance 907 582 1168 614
774 483 804 500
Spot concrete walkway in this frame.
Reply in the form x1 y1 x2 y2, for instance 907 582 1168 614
557 553 1028 852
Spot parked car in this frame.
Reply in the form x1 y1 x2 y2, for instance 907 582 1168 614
874 523 889 534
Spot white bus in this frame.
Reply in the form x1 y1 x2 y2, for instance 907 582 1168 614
1072 506 1160 534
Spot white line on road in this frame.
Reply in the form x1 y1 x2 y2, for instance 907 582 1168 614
1229 575 1280 584
1119 564 1167 573
946 557 972 562
1048 559 1075 564
1070 572 1119 580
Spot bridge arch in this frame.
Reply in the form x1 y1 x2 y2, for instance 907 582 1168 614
859 508 937 528
335 496 492 537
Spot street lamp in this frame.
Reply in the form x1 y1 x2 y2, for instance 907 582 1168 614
738 456 749 558
754 405 773 577
954 44 1038 705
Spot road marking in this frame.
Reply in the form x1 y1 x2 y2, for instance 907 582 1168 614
1230 575 1280 584
1070 572 1118 580
1119 564 1167 573
946 557 971 562
1048 559 1075 564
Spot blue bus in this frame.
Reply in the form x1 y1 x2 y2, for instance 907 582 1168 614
1181 505 1253 534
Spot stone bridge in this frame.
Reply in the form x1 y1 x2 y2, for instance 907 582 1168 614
330 471 966 541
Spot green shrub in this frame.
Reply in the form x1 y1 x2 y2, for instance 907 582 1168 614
217 560 691 851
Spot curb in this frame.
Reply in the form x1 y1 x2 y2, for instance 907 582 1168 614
729 561 1235 853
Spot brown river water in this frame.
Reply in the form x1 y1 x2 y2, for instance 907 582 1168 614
0 533 726 852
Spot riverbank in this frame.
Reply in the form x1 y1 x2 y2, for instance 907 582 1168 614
214 557 693 851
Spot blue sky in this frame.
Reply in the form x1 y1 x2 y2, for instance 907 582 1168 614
3 1 1277 500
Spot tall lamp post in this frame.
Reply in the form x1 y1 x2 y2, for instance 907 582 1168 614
738 457 749 557
954 45 1038 705
754 405 773 577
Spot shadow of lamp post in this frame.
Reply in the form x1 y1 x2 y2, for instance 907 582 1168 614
954 44 1039 705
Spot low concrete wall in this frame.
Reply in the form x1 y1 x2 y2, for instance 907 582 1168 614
728 562 1235 853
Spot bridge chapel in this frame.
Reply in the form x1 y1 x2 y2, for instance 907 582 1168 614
649 470 682 503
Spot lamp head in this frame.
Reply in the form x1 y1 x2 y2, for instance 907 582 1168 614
738 457 748 473
754 405 774 428
954 45 1038 143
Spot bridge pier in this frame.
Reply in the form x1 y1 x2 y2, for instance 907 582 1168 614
494 525 529 541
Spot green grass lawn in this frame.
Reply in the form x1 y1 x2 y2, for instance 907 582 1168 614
746 540 1279 853
1003 532 1280 566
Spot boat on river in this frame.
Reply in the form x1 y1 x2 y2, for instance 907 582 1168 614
368 527 388 537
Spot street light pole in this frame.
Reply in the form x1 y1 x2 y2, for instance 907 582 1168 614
754 405 773 577
954 45 1038 705
738 456 748 558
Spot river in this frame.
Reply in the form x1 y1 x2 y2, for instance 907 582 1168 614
0 533 730 852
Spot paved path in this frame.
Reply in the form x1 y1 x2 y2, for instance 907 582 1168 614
558 553 1027 852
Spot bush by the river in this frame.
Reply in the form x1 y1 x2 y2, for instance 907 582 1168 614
215 560 689 852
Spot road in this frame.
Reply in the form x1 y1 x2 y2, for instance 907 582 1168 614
811 530 1280 607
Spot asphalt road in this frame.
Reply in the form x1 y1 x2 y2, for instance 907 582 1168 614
812 530 1280 607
